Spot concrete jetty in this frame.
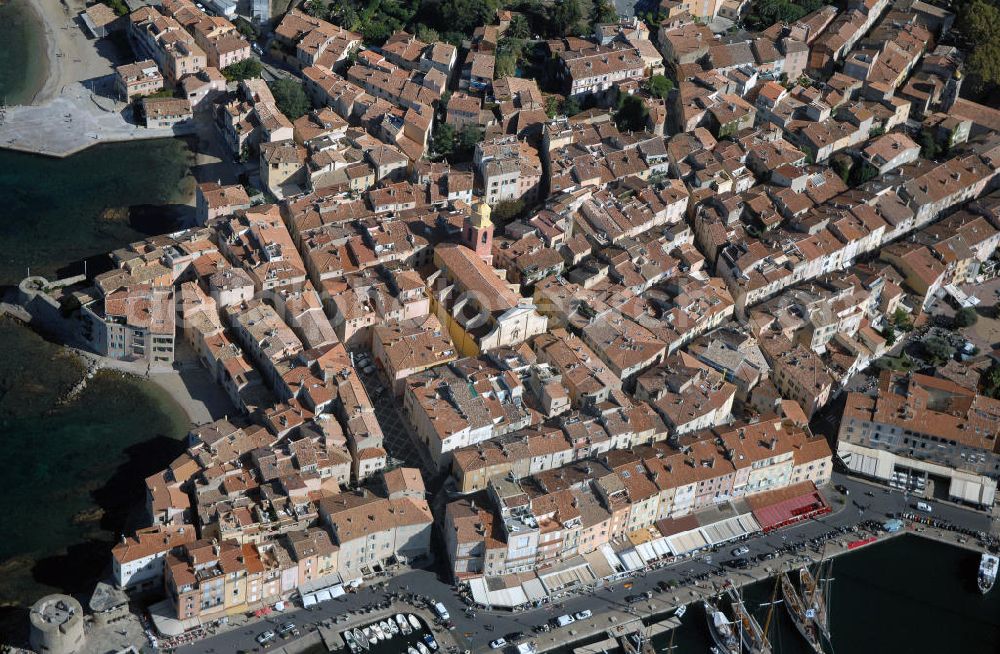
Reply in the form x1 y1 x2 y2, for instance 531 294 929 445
0 81 185 158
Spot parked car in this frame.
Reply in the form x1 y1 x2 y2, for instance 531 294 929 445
257 630 276 645
277 623 298 637
625 594 646 605
553 614 575 627
835 484 850 495
490 639 508 649
505 632 525 643
433 601 450 620
574 610 592 620
916 501 933 513
731 546 750 557
363 365 375 374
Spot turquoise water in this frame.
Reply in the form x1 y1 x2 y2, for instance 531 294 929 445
0 320 190 638
0 0 47 105
0 139 195 286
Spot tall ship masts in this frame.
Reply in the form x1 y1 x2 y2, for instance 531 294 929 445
724 585 772 654
800 564 831 643
780 572 823 654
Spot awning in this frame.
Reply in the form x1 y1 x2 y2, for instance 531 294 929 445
302 595 318 608
618 549 645 571
522 577 548 602
635 542 658 563
666 529 708 556
650 538 671 558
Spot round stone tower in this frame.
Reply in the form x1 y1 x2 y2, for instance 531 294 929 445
29 594 86 654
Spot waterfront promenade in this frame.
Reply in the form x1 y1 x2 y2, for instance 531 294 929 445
0 81 181 158
0 0 179 157
176 472 994 654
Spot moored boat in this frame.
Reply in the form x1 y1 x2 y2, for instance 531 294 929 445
344 629 358 653
724 586 771 654
408 614 422 631
799 566 831 643
358 627 372 648
371 623 385 641
417 642 431 654
423 633 439 651
980 553 998 594
397 613 412 635
702 599 739 654
408 647 420 654
780 573 823 654
387 618 400 636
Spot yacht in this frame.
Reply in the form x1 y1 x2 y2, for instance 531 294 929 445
979 553 999 594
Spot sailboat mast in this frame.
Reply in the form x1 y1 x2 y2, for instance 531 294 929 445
762 575 780 641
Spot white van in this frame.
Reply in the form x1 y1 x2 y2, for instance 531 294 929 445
916 501 933 513
554 614 576 628
433 601 450 620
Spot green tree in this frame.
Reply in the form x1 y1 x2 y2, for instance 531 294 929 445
269 79 311 120
458 124 484 152
508 14 531 40
919 129 941 159
646 75 674 99
491 199 525 224
437 0 502 35
433 122 456 156
222 58 263 81
545 95 560 117
591 0 618 25
954 306 979 328
495 52 518 78
981 363 1000 399
234 17 260 39
830 153 853 183
562 96 581 116
550 0 583 36
414 23 440 42
922 335 956 365
615 94 649 132
961 0 1000 91
849 162 878 186
892 307 913 332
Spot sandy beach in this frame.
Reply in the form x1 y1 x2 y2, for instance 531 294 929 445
25 0 118 105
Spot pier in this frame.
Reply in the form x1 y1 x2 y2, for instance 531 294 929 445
0 83 183 158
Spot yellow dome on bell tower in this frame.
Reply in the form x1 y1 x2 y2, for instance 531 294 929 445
471 200 493 228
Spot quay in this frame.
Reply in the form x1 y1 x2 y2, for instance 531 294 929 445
0 86 183 158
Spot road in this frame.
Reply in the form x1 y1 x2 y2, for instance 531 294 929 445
177 472 993 654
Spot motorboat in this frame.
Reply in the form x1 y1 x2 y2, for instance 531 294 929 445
408 614 422 631
417 642 431 654
386 619 399 636
371 623 386 641
980 553 998 594
423 634 439 651
397 614 412 635
408 648 420 654
343 629 358 653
